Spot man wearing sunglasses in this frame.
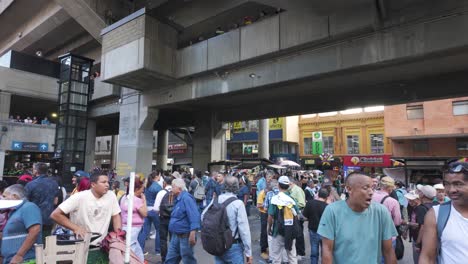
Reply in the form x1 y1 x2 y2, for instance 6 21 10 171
419 162 468 263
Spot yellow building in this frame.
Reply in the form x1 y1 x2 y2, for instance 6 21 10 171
299 108 391 167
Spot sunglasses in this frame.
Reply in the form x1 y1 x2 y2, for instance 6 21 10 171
445 162 468 173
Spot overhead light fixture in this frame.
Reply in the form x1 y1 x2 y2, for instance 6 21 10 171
51 113 58 118
249 73 260 78
35 50 43 57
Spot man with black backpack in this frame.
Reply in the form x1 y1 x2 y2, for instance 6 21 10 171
201 176 252 264
153 176 174 263
420 162 468 264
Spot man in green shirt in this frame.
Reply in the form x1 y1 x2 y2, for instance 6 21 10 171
318 172 397 264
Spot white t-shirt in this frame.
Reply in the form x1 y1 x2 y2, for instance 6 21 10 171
59 190 121 246
434 204 468 264
153 186 172 213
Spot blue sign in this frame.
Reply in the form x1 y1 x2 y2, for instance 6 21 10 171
11 141 49 152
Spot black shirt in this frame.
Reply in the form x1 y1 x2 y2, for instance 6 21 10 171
302 199 327 232
408 203 432 241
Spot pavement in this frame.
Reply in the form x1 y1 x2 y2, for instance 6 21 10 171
143 209 415 264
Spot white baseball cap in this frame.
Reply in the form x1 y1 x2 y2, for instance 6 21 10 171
404 191 419 200
278 176 290 185
434 183 445 190
417 184 437 199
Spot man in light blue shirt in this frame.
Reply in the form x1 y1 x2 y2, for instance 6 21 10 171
318 172 397 264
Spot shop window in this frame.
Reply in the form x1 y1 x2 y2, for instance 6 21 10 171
407 105 424 119
413 140 429 152
303 138 312 155
97 141 101 152
106 140 111 151
370 134 384 154
347 135 360 154
323 136 334 154
453 100 468 116
456 138 468 150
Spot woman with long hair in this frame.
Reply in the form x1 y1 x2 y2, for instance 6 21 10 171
120 177 147 262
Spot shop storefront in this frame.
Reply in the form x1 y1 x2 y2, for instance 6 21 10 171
343 154 392 177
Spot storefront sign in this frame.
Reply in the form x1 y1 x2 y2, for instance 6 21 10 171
168 144 187 154
312 131 323 154
11 141 48 152
343 155 392 167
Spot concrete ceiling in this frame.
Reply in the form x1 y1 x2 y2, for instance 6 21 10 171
22 19 87 58
0 0 52 41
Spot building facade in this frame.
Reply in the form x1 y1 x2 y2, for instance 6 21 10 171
227 117 299 162
385 97 468 184
299 108 391 174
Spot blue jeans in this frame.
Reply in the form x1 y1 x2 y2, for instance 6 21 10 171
214 243 244 264
138 210 161 254
165 234 197 264
309 230 321 264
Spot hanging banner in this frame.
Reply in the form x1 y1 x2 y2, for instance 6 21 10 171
312 131 323 154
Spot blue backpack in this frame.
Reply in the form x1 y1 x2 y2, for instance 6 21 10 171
436 201 451 263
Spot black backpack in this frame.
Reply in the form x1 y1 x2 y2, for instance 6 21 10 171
201 196 238 256
160 190 175 218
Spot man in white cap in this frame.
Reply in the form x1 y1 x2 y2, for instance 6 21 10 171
416 184 437 206
433 183 450 204
404 190 430 263
267 176 299 264
420 162 468 263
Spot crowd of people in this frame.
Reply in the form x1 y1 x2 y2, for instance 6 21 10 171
0 161 466 264
8 115 51 125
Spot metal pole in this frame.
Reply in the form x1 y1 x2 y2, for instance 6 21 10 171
124 172 135 263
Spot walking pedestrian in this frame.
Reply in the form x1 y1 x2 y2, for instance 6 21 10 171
51 171 122 263
288 177 306 259
165 178 200 264
120 178 147 262
153 176 174 263
202 176 252 264
318 172 397 264
24 162 59 237
138 170 162 255
267 176 299 264
302 188 328 264
419 162 468 263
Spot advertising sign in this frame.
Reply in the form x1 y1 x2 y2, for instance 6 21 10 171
312 131 323 154
343 155 392 167
269 117 283 130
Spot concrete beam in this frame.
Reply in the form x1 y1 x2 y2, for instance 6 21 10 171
0 66 58 101
0 0 14 15
0 4 71 56
54 0 107 42
143 10 468 109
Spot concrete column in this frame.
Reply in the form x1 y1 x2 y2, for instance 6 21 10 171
0 150 5 179
156 129 169 170
259 119 270 159
116 89 158 178
192 112 227 171
0 92 11 120
110 135 118 169
84 119 96 171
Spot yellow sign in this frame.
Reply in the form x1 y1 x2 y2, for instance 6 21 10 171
233 122 243 129
269 117 283 130
116 162 133 177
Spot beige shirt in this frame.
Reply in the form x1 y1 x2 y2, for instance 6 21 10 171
59 190 121 245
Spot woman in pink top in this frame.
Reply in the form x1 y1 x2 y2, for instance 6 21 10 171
120 178 147 262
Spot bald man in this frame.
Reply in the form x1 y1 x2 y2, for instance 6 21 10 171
318 172 398 264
